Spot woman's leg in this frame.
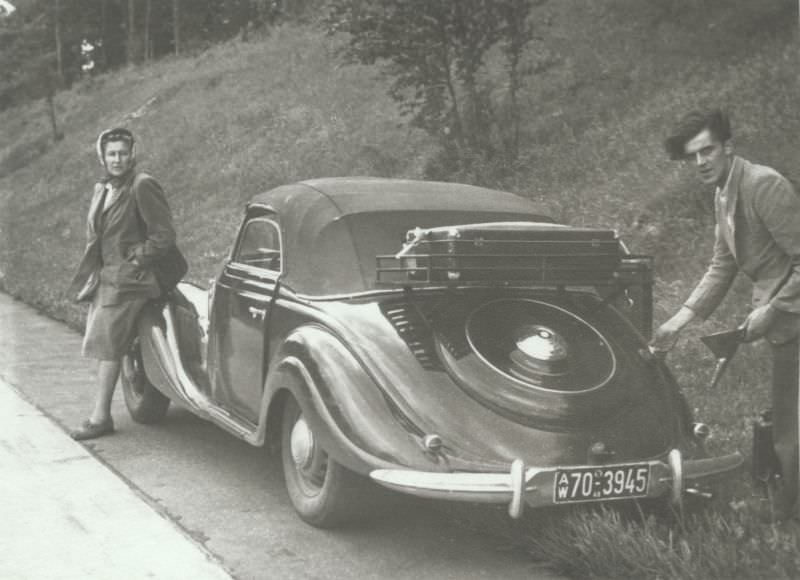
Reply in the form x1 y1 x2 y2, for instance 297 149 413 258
89 359 122 424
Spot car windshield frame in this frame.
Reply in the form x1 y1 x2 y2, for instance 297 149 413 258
231 215 284 275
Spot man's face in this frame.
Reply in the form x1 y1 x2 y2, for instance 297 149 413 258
103 140 133 177
683 128 732 187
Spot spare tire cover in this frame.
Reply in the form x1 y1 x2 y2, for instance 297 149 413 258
435 297 651 428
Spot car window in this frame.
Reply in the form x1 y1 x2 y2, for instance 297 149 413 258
234 217 282 272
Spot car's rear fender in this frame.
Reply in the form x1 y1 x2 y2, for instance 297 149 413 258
258 324 443 475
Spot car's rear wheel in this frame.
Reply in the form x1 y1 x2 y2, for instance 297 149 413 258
121 338 171 424
281 396 366 528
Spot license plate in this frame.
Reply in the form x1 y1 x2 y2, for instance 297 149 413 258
553 464 649 503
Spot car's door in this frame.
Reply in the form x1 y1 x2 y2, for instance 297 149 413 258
210 212 282 423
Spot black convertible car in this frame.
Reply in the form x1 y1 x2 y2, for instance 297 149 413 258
121 178 742 527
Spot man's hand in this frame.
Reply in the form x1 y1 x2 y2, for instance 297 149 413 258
742 304 778 342
650 306 696 354
651 321 682 354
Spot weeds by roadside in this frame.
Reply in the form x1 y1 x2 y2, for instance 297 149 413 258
524 497 800 580
450 487 800 580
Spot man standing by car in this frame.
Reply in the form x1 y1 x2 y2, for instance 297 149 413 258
650 109 800 521
67 127 183 440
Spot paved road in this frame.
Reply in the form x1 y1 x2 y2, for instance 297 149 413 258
0 378 233 580
0 293 562 580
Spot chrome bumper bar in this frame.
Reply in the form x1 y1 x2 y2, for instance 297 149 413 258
370 449 743 518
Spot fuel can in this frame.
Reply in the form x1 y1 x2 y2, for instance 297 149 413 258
752 409 781 494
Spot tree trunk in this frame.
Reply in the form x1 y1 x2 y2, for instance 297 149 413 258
127 0 136 64
144 0 152 61
54 0 64 86
239 0 252 41
100 0 108 68
435 16 465 158
46 90 63 142
173 0 180 56
501 0 535 163
507 58 520 161
505 29 523 162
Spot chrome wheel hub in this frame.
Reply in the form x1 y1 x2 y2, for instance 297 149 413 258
290 417 316 469
511 324 570 377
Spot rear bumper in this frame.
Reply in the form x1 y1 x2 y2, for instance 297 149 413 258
370 449 743 518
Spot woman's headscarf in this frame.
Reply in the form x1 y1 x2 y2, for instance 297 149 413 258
95 127 137 183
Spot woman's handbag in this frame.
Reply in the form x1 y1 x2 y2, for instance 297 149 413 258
153 243 188 294
131 172 188 295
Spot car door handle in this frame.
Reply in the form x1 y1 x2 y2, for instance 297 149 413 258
248 306 267 320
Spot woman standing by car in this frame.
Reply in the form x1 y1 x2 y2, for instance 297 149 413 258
67 127 184 440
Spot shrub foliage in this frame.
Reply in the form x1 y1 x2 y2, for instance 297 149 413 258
325 0 547 170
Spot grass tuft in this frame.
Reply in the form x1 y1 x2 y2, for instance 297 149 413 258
523 502 800 580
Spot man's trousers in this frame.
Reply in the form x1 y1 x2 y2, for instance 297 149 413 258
771 338 800 518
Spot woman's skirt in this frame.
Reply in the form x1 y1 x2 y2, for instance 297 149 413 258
82 291 148 361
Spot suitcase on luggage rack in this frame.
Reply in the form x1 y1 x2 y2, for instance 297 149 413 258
379 222 623 286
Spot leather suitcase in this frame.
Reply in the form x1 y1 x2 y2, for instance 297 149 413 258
400 222 622 285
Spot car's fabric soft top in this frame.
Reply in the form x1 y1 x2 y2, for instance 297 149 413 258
247 178 554 296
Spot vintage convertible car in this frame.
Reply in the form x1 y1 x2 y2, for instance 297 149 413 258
121 178 743 527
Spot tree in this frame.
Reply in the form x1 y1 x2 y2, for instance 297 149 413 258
1 8 34 104
326 0 547 171
127 0 135 63
0 0 323 113
53 0 64 83
498 0 538 160
172 0 180 55
144 0 152 60
0 7 64 139
40 58 65 142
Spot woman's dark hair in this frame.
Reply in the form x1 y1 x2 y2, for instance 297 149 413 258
664 109 732 160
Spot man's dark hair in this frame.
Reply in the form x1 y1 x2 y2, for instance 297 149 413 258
664 109 732 160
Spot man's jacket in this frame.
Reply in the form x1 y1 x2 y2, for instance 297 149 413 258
68 171 176 305
684 156 800 342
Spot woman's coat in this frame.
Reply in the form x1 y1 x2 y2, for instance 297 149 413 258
68 172 176 306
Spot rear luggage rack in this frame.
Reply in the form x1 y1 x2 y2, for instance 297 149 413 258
376 223 629 287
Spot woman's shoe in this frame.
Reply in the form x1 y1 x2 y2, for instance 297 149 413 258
71 418 115 440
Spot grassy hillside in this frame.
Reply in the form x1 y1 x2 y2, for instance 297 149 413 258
0 25 433 326
2 0 800 577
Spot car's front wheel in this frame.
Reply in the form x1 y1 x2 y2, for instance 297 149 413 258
281 396 367 527
121 338 171 424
